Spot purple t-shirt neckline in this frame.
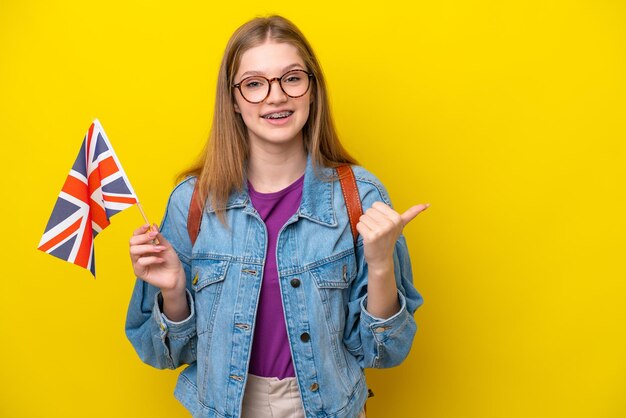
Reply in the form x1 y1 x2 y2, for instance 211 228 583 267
247 174 304 379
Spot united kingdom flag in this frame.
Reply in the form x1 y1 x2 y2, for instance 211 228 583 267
38 119 138 276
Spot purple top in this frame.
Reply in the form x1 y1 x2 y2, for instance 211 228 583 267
247 174 304 379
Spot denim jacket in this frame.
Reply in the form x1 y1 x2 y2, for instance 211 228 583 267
125 155 423 418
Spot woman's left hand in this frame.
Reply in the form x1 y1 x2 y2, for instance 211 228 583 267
356 201 429 272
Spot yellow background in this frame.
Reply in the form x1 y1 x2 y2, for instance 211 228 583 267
1 1 625 417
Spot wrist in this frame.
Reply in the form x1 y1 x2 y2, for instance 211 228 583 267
160 289 190 322
367 259 394 279
161 269 187 300
161 287 186 302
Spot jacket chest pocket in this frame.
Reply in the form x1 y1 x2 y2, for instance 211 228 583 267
309 253 357 333
191 258 230 336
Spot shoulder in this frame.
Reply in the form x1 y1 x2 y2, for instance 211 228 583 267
170 176 196 201
165 176 196 215
160 177 196 259
349 165 392 207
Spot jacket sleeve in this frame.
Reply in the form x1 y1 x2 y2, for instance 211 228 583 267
125 179 198 369
343 174 424 369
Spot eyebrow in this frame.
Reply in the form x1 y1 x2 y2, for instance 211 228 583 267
238 63 306 79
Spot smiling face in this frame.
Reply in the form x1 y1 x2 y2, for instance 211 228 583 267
233 40 312 150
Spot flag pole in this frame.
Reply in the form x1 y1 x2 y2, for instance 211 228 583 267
136 202 160 244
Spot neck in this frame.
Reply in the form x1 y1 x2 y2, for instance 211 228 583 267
247 137 307 193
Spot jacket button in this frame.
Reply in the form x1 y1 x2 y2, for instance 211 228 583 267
300 332 310 342
290 278 301 288
310 382 319 391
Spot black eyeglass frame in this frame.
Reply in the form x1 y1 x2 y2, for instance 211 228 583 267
232 70 314 104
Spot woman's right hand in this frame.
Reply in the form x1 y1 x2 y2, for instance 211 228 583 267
129 224 186 296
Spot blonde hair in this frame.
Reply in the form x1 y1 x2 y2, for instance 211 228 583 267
181 15 357 221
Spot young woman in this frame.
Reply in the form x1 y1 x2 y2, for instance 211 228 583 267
126 15 427 418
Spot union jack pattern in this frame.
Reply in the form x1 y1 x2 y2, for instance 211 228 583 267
38 119 138 276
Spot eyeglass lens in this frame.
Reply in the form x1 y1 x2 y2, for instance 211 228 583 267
238 70 310 103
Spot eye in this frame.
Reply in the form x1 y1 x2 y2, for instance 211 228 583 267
283 73 302 84
243 78 266 89
285 76 300 83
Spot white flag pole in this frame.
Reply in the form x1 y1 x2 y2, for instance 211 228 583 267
136 202 160 244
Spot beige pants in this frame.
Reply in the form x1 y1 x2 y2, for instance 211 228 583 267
241 373 366 418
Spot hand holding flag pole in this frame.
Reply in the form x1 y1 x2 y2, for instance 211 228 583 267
135 202 160 245
38 119 156 276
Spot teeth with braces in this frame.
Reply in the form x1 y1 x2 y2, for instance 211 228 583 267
263 111 293 119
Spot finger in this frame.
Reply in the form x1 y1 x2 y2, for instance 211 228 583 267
130 244 166 258
130 245 165 264
362 210 387 229
133 224 151 236
372 201 402 218
152 231 169 247
356 221 372 238
129 231 162 247
150 224 161 245
130 245 163 263
136 256 166 267
367 203 401 227
400 204 430 227
358 214 378 231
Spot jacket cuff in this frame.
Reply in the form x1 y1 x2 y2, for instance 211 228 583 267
360 291 410 341
152 289 196 339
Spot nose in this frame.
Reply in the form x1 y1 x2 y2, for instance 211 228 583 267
265 78 288 104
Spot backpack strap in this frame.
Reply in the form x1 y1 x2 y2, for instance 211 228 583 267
336 164 363 246
186 164 362 246
187 179 203 246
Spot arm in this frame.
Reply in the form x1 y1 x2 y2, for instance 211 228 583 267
125 180 198 369
358 201 428 319
363 261 400 319
343 177 426 369
353 234 424 369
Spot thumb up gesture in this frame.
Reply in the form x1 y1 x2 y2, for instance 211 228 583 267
356 201 429 270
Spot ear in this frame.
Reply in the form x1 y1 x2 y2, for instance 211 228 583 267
234 102 241 113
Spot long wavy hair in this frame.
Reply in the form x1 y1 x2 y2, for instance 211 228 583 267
180 15 357 221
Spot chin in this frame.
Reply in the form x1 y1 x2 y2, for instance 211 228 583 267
264 135 301 144
255 129 304 144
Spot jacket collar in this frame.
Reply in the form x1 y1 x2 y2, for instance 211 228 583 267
298 155 337 227
210 154 337 227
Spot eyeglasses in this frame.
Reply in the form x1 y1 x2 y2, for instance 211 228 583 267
232 69 314 104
